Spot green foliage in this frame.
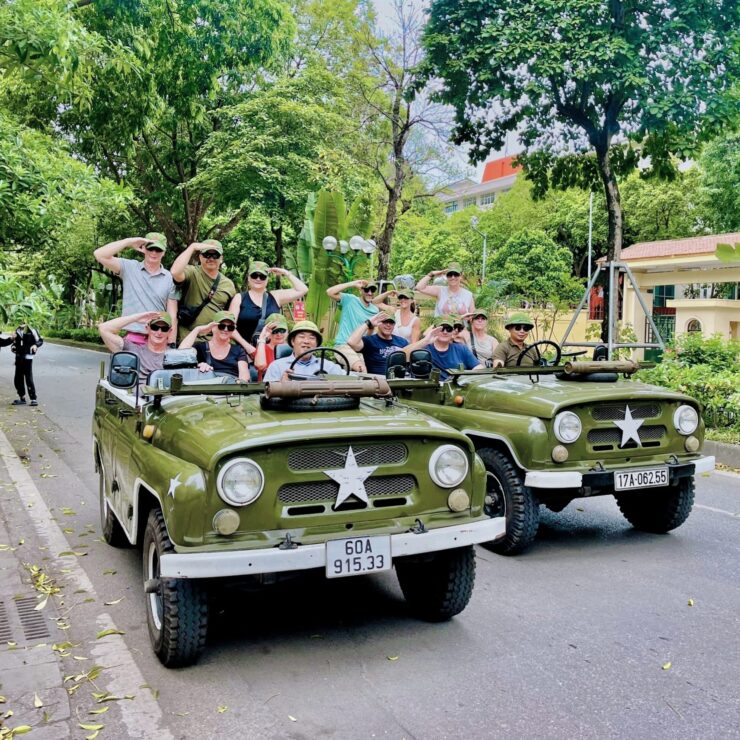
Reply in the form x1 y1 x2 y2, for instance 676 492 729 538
0 269 60 328
422 0 740 258
715 242 740 264
699 131 740 232
489 229 584 305
638 334 740 430
44 327 104 345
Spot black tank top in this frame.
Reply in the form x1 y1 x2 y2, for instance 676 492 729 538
236 291 280 340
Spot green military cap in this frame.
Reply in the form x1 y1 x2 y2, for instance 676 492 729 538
248 261 270 277
212 311 236 324
147 312 172 328
288 320 322 345
145 232 167 251
432 314 455 328
504 311 534 329
265 312 288 330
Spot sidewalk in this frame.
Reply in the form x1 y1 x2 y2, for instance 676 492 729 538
0 455 71 738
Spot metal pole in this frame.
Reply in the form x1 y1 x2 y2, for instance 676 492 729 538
607 261 616 359
587 191 593 316
482 233 488 284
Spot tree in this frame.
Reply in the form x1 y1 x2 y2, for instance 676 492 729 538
488 229 584 306
699 131 740 233
354 0 463 278
422 0 739 261
62 0 294 250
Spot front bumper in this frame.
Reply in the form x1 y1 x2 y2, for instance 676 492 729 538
159 517 506 579
524 455 715 490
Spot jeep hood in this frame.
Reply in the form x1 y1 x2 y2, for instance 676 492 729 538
458 375 695 419
148 395 466 469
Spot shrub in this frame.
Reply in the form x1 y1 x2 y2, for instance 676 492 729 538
664 332 740 372
45 328 103 344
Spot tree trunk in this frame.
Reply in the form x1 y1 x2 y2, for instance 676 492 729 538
376 186 401 280
272 222 284 268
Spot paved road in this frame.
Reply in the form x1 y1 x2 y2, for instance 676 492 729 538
1 343 739 739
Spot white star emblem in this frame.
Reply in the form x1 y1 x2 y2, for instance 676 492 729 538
324 447 377 509
613 405 645 448
167 474 182 499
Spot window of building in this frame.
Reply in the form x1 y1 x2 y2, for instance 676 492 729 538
652 285 675 308
480 193 496 206
686 319 702 333
444 201 459 214
463 197 477 209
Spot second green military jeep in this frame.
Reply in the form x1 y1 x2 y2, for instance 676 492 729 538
93 349 504 667
391 347 714 555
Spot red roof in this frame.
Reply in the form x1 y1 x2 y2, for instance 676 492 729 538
481 156 521 183
621 232 740 261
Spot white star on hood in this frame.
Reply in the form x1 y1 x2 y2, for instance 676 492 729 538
325 446 377 509
613 405 645 448
167 473 182 499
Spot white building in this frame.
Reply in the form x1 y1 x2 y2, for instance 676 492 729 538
437 156 521 214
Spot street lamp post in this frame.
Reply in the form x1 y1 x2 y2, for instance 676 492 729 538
470 216 488 284
322 235 377 282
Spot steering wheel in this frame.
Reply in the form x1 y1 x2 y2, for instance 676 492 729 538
516 340 562 367
289 347 351 377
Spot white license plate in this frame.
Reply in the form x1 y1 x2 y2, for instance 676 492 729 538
614 467 669 491
326 536 391 579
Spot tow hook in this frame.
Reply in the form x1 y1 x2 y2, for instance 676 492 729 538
278 533 298 550
409 518 427 534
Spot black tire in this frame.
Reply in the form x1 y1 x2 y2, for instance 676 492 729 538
479 447 539 555
260 395 359 412
98 462 129 548
395 546 475 621
615 477 695 533
143 509 208 668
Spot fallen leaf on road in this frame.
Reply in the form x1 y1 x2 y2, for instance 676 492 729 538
217 705 228 713
288 716 297 722
102 569 116 575
34 596 48 611
96 629 125 639
662 662 672 670
104 598 124 606
687 598 694 607
33 693 43 708
387 655 399 661
89 707 109 715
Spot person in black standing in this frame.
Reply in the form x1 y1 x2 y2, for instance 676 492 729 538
0 323 44 406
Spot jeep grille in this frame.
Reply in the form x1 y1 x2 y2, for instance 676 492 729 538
287 443 407 471
587 425 666 449
279 475 415 504
591 404 660 421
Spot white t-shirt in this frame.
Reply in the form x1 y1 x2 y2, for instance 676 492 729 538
392 310 418 340
434 286 474 316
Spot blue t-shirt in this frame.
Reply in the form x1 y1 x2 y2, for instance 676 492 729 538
361 334 409 374
334 293 379 345
427 342 480 380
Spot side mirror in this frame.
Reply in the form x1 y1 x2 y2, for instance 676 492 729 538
386 350 407 378
409 350 433 379
108 351 140 389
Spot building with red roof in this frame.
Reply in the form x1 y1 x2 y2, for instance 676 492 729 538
437 156 522 214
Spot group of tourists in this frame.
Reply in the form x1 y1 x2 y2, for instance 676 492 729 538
92 233 536 386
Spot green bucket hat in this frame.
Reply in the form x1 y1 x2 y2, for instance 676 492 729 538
212 311 236 325
248 261 270 277
288 320 322 346
145 232 167 251
265 312 288 330
504 311 534 330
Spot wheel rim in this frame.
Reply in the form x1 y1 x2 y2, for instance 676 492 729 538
146 541 163 631
484 471 507 518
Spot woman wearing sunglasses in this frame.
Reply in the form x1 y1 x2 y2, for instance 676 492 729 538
374 289 421 343
253 312 289 380
462 310 499 367
415 261 475 317
229 261 308 345
179 311 250 381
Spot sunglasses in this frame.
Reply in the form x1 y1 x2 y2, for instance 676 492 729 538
145 245 164 253
453 324 465 331
380 319 395 325
446 272 461 278
398 295 410 300
439 325 454 333
473 315 487 320
149 324 169 332
511 324 531 331
202 251 221 259
250 272 267 280
271 328 287 335
217 322 235 331
362 286 377 293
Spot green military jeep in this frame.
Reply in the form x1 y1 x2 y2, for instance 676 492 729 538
93 349 504 667
391 344 714 555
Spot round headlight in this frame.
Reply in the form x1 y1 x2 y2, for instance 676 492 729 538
217 458 264 506
674 405 699 435
429 445 469 488
554 411 582 444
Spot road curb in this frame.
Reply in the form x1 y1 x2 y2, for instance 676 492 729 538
704 440 740 469
45 338 108 353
